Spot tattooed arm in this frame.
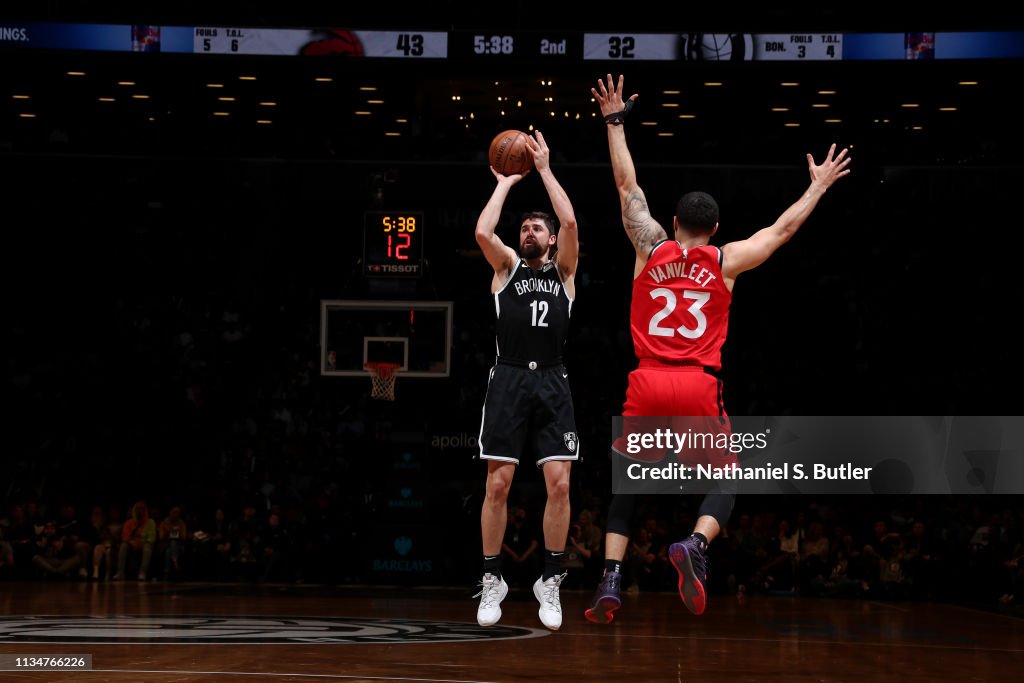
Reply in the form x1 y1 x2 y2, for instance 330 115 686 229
592 74 668 277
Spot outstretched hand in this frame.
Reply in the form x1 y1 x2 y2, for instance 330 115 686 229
524 130 550 172
592 73 637 119
808 143 852 188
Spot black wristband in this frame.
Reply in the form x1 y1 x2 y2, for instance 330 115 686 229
604 98 635 125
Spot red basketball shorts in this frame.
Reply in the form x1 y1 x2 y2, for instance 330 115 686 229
612 363 738 467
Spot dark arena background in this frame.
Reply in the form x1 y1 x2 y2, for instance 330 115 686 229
1 3 1023 681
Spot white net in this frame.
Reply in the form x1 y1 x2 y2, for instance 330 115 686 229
366 362 400 401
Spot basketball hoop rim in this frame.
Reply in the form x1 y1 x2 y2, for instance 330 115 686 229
365 361 401 379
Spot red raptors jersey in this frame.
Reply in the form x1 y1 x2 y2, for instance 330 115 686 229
630 241 731 370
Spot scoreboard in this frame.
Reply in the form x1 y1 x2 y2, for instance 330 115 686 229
3 23 1022 60
189 29 843 60
187 29 845 61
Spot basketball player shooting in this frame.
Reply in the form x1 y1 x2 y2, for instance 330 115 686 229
474 131 580 631
585 74 851 624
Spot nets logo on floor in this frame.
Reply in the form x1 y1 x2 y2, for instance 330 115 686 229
0 616 548 644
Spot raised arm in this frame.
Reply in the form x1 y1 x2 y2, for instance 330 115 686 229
475 169 522 287
721 144 851 285
526 130 579 279
592 74 668 274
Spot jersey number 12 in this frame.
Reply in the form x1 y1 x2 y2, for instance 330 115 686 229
530 300 549 327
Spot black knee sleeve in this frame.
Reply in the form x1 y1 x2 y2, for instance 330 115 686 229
697 490 735 530
607 493 636 537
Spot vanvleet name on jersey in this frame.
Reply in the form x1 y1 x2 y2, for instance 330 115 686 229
648 260 717 288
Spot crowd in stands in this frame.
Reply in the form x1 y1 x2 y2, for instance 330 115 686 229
3 494 1021 610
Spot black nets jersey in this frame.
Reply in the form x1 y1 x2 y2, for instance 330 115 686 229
493 259 572 363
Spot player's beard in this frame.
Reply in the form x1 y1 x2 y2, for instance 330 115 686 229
520 241 547 260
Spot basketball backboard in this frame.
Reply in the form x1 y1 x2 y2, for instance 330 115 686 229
320 300 452 378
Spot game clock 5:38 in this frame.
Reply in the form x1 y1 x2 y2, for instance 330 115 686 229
363 211 423 277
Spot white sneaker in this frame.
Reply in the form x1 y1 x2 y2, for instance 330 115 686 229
475 573 508 627
533 573 567 630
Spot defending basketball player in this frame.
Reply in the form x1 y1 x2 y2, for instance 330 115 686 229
474 130 580 630
585 74 851 623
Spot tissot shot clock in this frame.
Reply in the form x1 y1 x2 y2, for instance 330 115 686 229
363 211 424 277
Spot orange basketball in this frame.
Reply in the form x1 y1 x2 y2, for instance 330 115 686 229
488 130 534 176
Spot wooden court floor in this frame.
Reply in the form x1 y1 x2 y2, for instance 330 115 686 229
0 581 1021 682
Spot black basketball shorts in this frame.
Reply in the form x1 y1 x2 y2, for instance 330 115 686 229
478 362 579 467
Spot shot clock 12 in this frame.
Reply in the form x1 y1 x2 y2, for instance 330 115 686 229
363 211 424 277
